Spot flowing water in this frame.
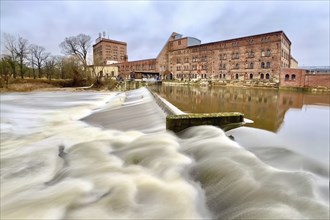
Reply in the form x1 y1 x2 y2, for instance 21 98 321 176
1 87 329 219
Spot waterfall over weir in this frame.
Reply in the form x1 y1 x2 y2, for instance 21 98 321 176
0 87 329 220
81 87 171 133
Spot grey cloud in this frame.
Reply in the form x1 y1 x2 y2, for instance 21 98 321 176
1 0 329 66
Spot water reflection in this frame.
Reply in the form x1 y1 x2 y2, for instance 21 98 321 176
151 84 330 132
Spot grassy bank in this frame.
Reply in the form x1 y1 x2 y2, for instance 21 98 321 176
0 78 118 93
0 78 76 92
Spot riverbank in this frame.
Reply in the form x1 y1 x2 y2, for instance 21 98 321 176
0 78 68 92
2 78 329 94
0 78 118 93
162 80 330 93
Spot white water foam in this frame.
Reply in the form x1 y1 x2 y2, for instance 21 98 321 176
1 88 329 219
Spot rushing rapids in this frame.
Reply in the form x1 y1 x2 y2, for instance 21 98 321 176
0 87 329 219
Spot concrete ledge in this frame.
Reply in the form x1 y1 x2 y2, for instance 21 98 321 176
166 112 245 133
147 88 186 115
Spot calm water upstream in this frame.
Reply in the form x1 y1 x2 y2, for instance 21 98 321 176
151 84 330 163
1 87 329 219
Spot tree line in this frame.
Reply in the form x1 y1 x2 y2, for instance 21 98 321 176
0 32 93 88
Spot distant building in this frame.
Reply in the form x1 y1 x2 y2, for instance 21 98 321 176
108 31 293 83
87 65 118 80
280 67 330 89
92 32 128 65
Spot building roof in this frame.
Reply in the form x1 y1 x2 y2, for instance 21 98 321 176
93 37 127 47
299 66 330 72
188 30 291 48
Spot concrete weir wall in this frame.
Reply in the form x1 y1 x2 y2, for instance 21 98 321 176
166 113 245 133
147 88 245 132
148 88 188 115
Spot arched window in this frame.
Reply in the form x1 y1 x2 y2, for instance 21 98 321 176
291 74 296 80
285 74 290 81
266 49 271 56
250 62 254 69
266 62 270 68
250 73 253 79
235 73 239 79
219 74 222 79
266 73 270 79
223 74 226 79
260 73 264 79
261 62 265 68
235 63 239 69
261 50 265 56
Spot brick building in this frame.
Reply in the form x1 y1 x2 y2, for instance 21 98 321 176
280 67 330 89
108 31 293 83
92 33 128 65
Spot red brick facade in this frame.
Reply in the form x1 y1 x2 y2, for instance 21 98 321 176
280 68 330 89
93 38 128 65
106 31 292 82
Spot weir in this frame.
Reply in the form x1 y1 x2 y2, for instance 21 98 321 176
147 88 247 132
1 89 328 220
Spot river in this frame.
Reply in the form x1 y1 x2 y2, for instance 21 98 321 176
1 86 329 219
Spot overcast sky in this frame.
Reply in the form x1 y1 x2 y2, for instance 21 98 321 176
1 0 329 66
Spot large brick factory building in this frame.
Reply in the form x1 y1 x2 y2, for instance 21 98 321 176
92 30 329 89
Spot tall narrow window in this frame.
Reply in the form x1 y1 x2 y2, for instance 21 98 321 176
250 73 253 79
266 73 270 79
250 62 254 69
260 73 264 79
266 62 270 68
236 73 239 79
261 62 265 68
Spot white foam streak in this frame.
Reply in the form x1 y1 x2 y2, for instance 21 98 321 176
1 89 328 220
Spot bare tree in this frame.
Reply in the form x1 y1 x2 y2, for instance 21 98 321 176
56 55 81 80
59 34 91 77
2 33 17 78
44 56 57 80
90 56 106 86
0 56 12 87
14 36 29 79
29 44 50 79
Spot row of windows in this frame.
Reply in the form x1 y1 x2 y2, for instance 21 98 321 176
220 73 270 80
174 61 271 71
282 61 289 68
281 38 289 48
284 74 296 81
282 50 289 60
230 62 271 69
187 38 274 53
121 65 156 71
220 49 271 60
174 73 272 80
105 45 125 50
178 50 272 64
106 55 126 60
